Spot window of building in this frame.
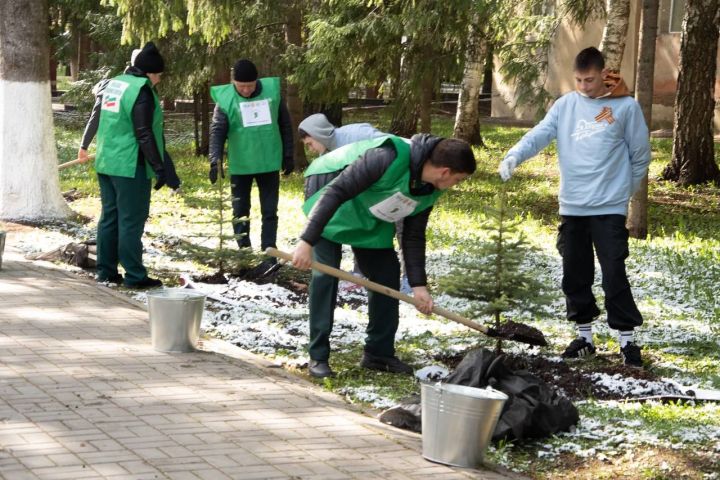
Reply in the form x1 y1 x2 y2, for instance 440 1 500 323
669 0 686 33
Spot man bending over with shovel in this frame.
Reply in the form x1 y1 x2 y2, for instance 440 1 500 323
291 134 476 378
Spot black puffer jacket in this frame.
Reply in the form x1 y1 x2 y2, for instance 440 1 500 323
301 134 441 287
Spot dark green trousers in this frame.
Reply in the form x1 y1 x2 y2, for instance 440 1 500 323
96 164 151 284
308 238 400 361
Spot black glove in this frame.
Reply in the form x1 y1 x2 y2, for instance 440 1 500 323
209 163 224 184
153 170 167 190
282 157 294 176
163 151 181 190
166 174 180 190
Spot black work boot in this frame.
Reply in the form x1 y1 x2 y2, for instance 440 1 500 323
360 351 413 375
97 273 123 285
124 277 163 289
309 360 335 378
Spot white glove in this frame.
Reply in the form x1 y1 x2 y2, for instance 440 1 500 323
499 155 518 182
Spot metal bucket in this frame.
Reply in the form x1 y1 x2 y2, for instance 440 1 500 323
421 383 508 468
0 231 5 270
147 288 206 352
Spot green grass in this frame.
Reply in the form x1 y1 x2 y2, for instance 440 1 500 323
54 111 720 479
56 74 73 92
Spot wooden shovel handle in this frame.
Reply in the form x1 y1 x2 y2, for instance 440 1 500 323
59 154 95 170
266 247 490 335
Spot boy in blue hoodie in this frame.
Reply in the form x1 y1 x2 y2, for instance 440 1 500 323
498 47 651 367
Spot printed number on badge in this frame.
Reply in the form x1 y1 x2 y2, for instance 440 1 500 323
369 192 418 222
240 99 272 127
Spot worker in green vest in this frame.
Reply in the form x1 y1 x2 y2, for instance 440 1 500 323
291 134 476 378
209 59 294 269
91 42 179 288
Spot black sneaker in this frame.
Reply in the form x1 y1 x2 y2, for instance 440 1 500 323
561 338 597 359
621 342 643 368
124 277 163 289
97 273 123 284
308 360 335 378
360 352 414 375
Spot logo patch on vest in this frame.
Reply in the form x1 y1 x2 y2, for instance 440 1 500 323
369 192 418 222
239 99 272 127
101 80 130 113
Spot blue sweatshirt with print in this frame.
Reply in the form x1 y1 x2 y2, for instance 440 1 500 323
506 91 651 216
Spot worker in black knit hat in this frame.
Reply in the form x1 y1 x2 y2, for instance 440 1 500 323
209 59 294 269
79 41 180 288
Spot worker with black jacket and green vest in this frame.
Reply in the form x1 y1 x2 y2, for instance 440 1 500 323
291 134 476 378
92 42 179 288
209 59 294 261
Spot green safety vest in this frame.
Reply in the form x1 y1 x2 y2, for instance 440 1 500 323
303 136 443 248
95 74 164 179
210 78 283 175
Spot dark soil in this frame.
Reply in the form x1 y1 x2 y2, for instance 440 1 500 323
503 353 676 400
433 351 466 369
435 349 676 401
492 320 548 347
234 262 310 297
193 271 228 284
62 188 85 202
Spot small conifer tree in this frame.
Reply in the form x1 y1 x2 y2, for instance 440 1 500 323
183 174 254 279
440 187 550 352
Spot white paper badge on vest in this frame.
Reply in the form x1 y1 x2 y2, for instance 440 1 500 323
369 192 418 222
239 99 272 127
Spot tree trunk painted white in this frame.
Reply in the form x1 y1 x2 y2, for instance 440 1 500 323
627 0 659 240
599 0 631 72
0 0 70 221
453 19 484 145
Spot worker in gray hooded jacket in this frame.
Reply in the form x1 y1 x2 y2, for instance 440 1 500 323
298 113 413 293
298 113 385 155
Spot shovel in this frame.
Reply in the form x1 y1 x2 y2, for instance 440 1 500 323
266 247 548 347
59 154 95 170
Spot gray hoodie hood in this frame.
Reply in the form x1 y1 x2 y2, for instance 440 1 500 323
299 113 337 151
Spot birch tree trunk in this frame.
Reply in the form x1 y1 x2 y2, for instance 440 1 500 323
627 0 659 239
0 0 70 221
599 0 632 71
662 0 720 185
453 19 484 145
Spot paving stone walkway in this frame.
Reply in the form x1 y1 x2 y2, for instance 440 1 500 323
0 239 518 480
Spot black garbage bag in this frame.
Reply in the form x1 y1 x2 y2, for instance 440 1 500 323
379 348 579 442
448 348 578 441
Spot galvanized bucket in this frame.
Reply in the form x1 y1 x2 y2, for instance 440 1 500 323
147 288 206 353
421 383 508 468
0 231 5 270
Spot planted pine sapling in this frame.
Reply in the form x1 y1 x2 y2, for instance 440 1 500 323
440 187 550 352
183 174 254 282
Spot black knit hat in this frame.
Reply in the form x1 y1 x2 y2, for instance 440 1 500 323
233 59 258 82
134 42 165 74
